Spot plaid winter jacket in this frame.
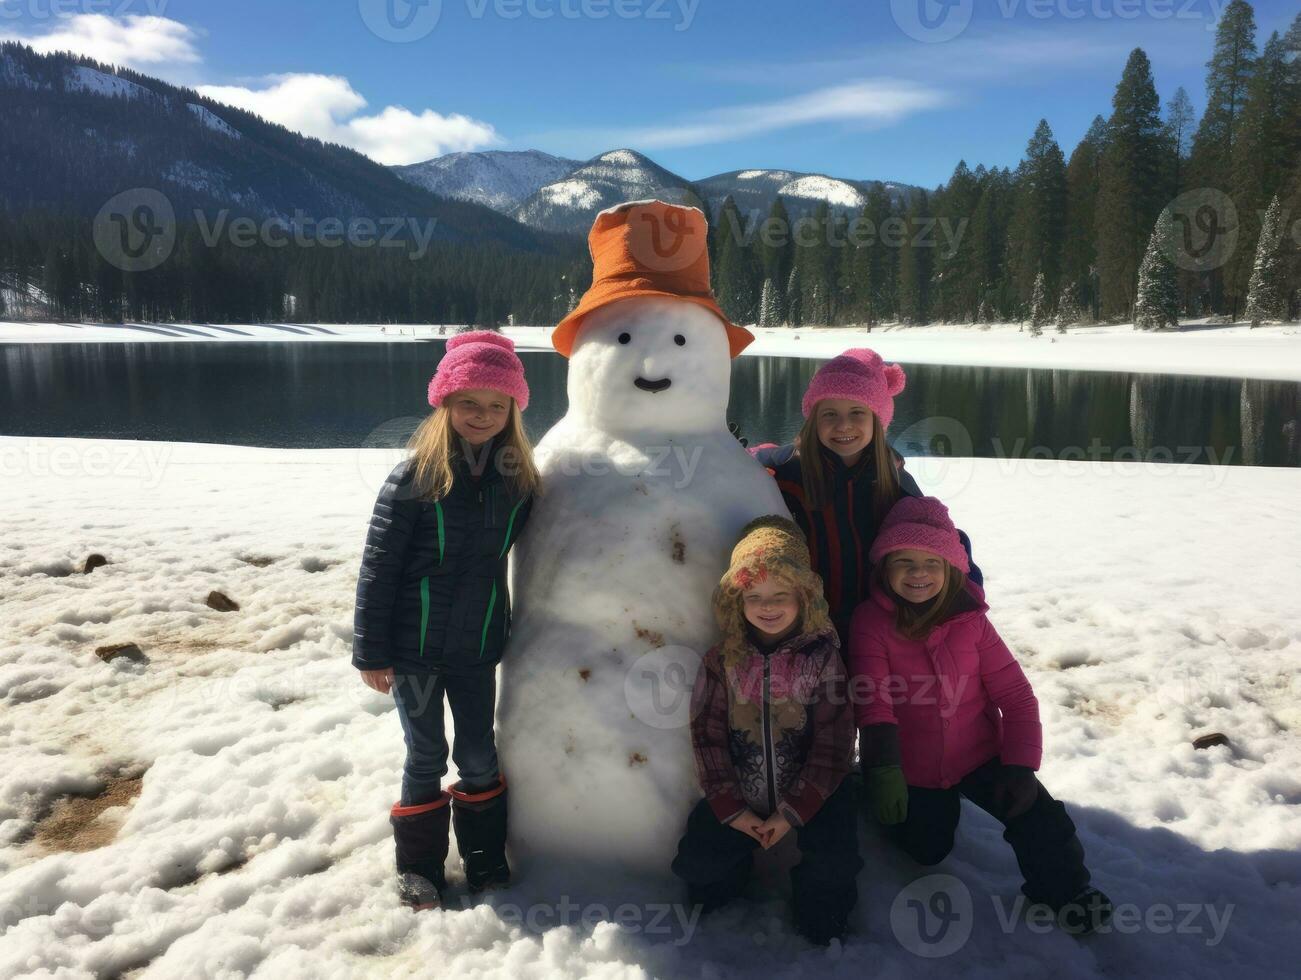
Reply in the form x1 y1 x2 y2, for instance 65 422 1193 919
689 625 854 827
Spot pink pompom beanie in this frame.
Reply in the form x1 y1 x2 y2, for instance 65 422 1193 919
869 496 970 574
427 332 530 411
801 348 906 427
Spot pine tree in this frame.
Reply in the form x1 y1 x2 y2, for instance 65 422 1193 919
1187 0 1258 314
1096 49 1167 319
1227 31 1291 315
1189 0 1258 191
1244 194 1286 326
1055 285 1079 333
1133 210 1180 330
930 160 981 322
1028 272 1049 336
785 265 802 327
713 196 758 324
897 190 932 324
1063 116 1108 321
758 277 780 327
1164 86 1196 195
978 297 993 329
1007 121 1068 311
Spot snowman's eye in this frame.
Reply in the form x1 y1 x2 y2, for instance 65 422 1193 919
674 334 686 346
618 332 631 345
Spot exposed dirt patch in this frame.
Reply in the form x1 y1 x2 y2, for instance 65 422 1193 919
628 752 648 768
634 624 665 648
670 524 686 564
578 668 591 682
237 554 277 567
83 553 110 574
34 771 144 853
95 643 149 665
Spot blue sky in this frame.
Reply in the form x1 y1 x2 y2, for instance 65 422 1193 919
2 0 1296 186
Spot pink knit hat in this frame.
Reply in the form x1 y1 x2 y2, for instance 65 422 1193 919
427 332 530 411
802 348 906 427
869 496 970 573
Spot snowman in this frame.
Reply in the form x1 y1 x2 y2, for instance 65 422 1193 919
497 201 789 896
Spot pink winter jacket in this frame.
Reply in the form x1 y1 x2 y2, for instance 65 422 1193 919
847 582 1042 789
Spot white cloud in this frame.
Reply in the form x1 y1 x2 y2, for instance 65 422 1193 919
598 79 948 150
3 14 500 165
0 14 201 69
196 74 500 165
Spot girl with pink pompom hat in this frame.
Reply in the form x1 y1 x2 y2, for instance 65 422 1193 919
351 330 539 912
752 348 982 646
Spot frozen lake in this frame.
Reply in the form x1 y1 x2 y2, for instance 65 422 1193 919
2 341 1298 467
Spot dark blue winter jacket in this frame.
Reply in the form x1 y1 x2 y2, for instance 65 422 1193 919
352 437 532 675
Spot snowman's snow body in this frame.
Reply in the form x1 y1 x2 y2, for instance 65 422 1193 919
497 296 788 890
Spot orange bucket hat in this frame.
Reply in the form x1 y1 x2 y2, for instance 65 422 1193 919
551 199 755 359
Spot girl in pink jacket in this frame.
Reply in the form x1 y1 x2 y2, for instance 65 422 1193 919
848 496 1112 936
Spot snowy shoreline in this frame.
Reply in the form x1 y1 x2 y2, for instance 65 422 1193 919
3 319 1300 382
1 437 1299 977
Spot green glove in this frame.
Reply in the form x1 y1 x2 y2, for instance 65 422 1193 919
866 765 909 825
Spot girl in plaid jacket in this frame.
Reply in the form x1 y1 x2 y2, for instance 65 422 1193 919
672 516 862 946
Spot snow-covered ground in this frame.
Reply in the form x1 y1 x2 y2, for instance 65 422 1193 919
3 319 1299 382
1 437 1298 978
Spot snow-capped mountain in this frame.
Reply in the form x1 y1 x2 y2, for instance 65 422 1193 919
695 168 913 222
392 150 579 211
509 149 698 234
393 147 918 234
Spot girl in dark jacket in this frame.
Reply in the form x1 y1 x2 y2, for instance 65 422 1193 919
353 332 539 910
752 349 981 647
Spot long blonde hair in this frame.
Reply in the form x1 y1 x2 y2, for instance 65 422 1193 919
406 399 540 501
797 407 900 519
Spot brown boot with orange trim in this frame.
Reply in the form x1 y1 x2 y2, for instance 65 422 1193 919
390 792 451 910
450 777 510 894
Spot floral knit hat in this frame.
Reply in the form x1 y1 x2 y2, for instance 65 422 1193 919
712 516 832 667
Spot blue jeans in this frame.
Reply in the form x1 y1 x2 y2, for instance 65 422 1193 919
392 668 499 806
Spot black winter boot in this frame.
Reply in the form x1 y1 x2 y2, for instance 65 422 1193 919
450 778 510 893
390 794 451 910
1055 887 1114 937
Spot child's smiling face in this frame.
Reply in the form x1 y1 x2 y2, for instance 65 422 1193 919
741 573 800 639
448 389 510 446
814 398 874 464
885 549 947 604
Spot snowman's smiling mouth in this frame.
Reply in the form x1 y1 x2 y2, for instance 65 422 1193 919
634 377 672 393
